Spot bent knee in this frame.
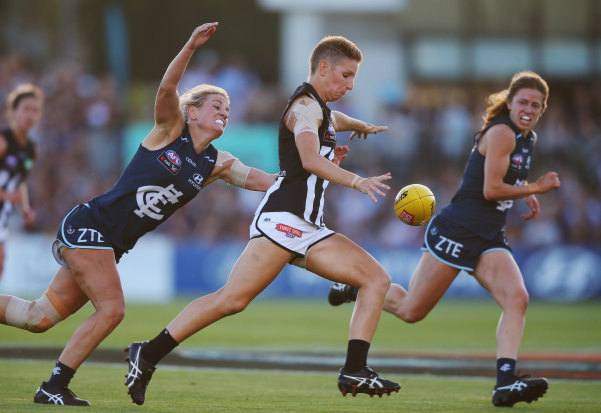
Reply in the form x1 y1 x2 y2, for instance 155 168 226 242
398 308 428 324
98 302 126 328
358 266 391 291
223 297 251 316
5 294 69 333
499 286 529 312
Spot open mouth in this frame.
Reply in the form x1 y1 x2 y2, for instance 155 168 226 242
520 115 532 121
215 119 224 126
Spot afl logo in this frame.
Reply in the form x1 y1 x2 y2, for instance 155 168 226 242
167 150 181 165
511 154 523 165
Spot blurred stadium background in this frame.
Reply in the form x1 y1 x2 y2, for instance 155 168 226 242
1 0 600 303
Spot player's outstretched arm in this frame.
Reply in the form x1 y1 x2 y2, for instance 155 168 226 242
204 150 277 191
154 22 219 128
331 110 387 140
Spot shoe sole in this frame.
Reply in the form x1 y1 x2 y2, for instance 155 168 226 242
338 382 401 397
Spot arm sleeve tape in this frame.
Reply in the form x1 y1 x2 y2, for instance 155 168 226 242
216 150 251 188
291 99 322 138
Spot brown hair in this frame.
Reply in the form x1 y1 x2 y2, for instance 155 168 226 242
309 36 362 76
481 71 549 128
6 83 44 112
179 84 230 123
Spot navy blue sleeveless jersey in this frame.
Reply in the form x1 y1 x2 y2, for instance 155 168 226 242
87 125 217 251
437 115 535 239
0 128 36 211
257 82 336 226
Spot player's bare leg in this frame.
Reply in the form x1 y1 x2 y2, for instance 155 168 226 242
474 249 548 407
307 233 400 397
0 261 88 329
383 251 459 322
58 248 125 369
125 237 291 405
167 237 291 342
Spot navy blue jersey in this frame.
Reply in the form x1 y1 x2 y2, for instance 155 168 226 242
87 125 217 251
257 82 336 226
438 115 535 239
0 128 36 215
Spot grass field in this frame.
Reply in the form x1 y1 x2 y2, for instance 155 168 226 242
1 298 600 411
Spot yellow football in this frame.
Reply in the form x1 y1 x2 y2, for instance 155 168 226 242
394 184 436 226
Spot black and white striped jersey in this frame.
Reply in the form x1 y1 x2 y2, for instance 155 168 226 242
256 82 336 227
0 128 37 226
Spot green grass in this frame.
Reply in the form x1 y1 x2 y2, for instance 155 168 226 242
0 359 599 412
1 299 600 411
1 298 600 353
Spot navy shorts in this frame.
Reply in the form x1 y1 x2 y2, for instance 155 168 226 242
52 204 125 267
423 214 512 273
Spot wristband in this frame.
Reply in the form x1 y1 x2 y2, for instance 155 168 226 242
351 175 361 189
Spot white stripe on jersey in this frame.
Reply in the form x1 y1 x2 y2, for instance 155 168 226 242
303 174 317 223
255 176 283 217
302 145 335 225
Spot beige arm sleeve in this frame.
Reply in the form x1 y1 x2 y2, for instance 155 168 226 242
216 150 251 188
290 99 323 138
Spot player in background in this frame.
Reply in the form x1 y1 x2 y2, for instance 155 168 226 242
0 22 278 406
328 71 560 407
124 33 400 405
0 84 43 281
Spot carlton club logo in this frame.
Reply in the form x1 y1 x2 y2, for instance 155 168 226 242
276 223 303 238
134 184 183 220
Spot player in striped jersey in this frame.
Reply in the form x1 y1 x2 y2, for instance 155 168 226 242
0 84 43 280
128 34 401 403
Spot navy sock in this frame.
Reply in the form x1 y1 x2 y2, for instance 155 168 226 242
47 360 76 388
343 339 370 373
496 358 516 386
141 328 179 365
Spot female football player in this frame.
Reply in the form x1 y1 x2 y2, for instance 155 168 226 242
0 84 43 280
328 71 560 407
125 32 400 405
0 22 278 406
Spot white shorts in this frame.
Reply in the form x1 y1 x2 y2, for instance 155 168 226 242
250 211 335 265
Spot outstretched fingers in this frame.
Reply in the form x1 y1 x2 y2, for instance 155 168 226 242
189 22 219 48
350 124 388 140
361 173 392 202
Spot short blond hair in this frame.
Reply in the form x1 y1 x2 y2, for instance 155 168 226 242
179 84 230 123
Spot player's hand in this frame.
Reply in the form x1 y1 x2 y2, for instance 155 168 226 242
356 172 392 203
23 209 36 227
350 122 387 140
332 145 349 166
521 194 540 221
535 171 560 193
187 22 218 49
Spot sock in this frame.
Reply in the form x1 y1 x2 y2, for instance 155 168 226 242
47 360 76 388
343 339 370 373
496 358 517 386
141 328 179 365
